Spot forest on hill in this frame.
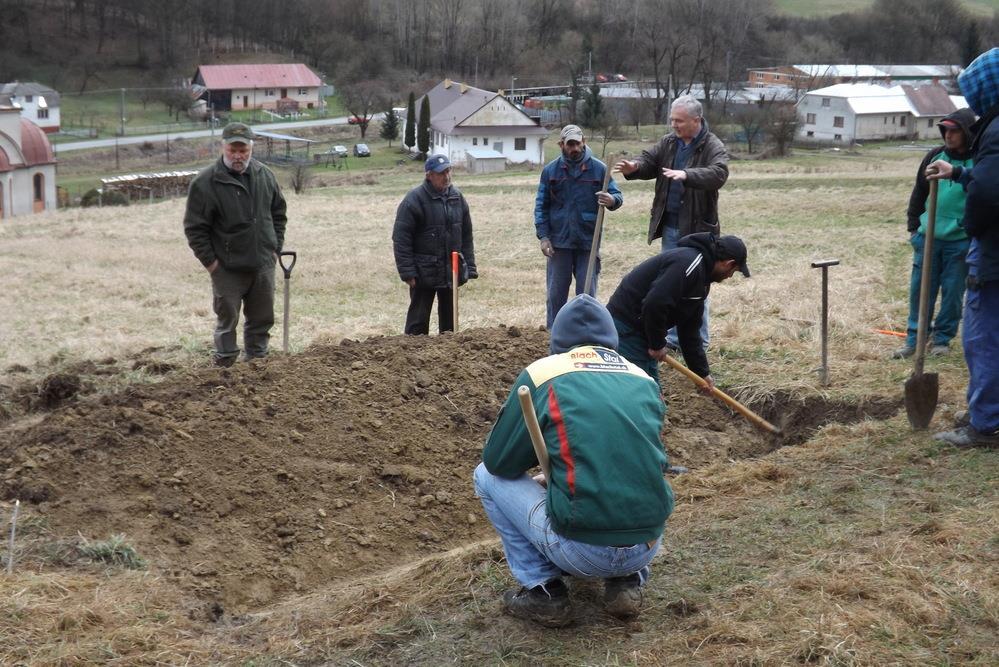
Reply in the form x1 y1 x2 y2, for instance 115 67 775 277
0 0 993 98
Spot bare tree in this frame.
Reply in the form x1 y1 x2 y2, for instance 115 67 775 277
339 80 390 139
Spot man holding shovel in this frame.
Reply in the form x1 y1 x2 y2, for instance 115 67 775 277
183 123 288 367
893 108 976 360
474 295 673 626
392 154 478 335
534 124 623 328
926 48 999 449
607 233 750 387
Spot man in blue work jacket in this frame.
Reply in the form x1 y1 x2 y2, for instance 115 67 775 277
534 124 623 328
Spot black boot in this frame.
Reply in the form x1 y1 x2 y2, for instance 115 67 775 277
502 578 571 627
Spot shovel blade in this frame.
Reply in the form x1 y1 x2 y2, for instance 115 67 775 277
904 372 939 429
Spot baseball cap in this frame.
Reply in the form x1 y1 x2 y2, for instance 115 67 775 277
425 154 451 172
222 122 255 144
937 118 959 129
715 235 751 277
560 124 584 143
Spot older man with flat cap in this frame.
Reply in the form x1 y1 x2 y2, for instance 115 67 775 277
393 153 478 334
184 122 288 366
535 124 622 328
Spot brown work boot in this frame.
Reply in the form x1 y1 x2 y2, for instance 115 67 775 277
502 579 571 627
603 573 643 619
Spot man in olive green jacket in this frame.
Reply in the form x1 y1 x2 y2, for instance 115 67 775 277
183 123 288 366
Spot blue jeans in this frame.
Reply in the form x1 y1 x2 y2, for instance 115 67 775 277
905 233 970 348
661 226 709 349
473 463 659 589
963 277 999 433
546 248 598 328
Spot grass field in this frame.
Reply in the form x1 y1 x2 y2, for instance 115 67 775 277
1 138 997 664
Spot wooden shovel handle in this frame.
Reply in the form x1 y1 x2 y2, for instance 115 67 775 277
661 355 781 434
517 386 551 478
583 167 614 295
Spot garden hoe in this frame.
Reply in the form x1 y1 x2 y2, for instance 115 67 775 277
279 251 297 354
583 167 614 295
905 179 939 429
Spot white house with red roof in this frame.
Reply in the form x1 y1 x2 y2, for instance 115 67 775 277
192 64 323 112
0 107 57 218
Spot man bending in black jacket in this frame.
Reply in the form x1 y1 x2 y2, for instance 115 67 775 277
607 233 750 387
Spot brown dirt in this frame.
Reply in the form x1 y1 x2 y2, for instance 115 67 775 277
0 326 899 615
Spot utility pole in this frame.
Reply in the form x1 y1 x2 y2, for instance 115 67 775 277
119 88 125 136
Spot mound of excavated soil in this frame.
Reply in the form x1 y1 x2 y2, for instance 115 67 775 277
0 327 896 614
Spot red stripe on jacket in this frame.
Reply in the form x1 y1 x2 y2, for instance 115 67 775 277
547 385 575 494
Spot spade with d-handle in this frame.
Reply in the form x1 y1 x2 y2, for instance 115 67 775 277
278 251 297 354
905 179 939 429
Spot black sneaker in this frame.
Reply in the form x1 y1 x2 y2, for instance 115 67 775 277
603 573 643 619
502 579 571 627
933 425 999 449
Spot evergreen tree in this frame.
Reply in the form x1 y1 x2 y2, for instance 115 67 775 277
381 107 399 146
581 84 605 129
417 96 431 158
405 91 416 149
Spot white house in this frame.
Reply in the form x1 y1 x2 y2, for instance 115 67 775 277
797 83 968 144
0 81 60 133
409 79 548 166
191 64 323 112
0 106 57 218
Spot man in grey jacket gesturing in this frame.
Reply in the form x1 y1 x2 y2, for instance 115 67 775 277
183 122 288 367
615 95 729 349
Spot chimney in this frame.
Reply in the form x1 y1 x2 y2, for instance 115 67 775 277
444 79 453 89
460 83 468 94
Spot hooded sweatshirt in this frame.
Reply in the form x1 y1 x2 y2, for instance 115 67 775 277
906 108 975 240
482 294 674 546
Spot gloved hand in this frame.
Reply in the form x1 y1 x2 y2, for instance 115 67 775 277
540 238 554 257
468 268 478 279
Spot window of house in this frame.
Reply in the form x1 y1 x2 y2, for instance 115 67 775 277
472 138 478 146
25 95 32 103
834 134 842 141
33 173 43 201
892 116 896 125
806 113 816 124
884 117 888 124
821 98 830 107
37 108 48 119
928 119 933 128
775 74 781 81
833 116 844 128
900 116 906 127
806 131 814 137
515 137 526 150
483 138 488 146
265 89 275 96
298 88 307 95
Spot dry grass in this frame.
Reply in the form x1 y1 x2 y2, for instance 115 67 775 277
2 143 996 665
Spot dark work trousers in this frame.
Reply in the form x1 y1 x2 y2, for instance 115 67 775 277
405 285 454 335
210 264 276 361
546 248 598 329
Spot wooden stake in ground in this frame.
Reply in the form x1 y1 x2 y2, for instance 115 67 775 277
583 167 614 295
6 499 19 575
517 386 550 479
451 251 460 333
811 259 840 386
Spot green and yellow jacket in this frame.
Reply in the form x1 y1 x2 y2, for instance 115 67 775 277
483 345 674 546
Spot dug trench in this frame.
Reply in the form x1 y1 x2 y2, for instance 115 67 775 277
0 326 899 616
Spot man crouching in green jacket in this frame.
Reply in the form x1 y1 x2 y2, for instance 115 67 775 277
473 294 674 627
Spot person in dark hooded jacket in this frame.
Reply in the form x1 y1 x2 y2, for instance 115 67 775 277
926 48 999 448
894 108 976 360
606 233 750 387
474 294 673 626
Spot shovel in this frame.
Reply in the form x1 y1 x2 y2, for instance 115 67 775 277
517 386 551 479
278 251 297 354
662 355 781 435
583 167 613 295
905 179 939 429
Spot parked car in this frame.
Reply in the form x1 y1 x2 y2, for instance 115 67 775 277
332 145 348 157
595 73 609 83
614 73 628 82
353 143 371 157
347 115 364 125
